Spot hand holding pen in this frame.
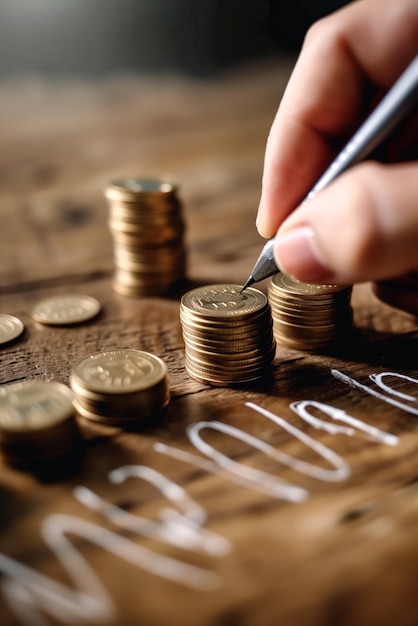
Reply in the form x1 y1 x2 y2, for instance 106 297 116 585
249 0 418 316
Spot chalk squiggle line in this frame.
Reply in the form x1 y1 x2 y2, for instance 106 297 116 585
1 477 224 625
74 465 230 556
332 369 418 416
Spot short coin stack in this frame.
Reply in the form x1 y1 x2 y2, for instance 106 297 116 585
0 381 78 463
180 284 276 386
71 349 170 426
268 272 353 351
104 177 187 296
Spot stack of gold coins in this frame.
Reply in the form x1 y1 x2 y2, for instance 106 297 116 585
180 284 276 386
71 349 170 425
0 381 78 463
268 272 353 351
104 177 187 296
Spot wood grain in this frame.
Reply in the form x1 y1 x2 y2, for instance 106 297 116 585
0 61 418 626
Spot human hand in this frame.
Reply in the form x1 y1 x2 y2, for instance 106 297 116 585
257 0 418 315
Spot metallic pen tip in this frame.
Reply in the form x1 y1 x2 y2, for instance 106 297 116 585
240 276 255 293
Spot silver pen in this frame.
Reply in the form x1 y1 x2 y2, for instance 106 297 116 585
242 53 418 291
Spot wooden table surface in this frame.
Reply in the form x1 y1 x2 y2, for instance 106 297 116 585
1 61 418 626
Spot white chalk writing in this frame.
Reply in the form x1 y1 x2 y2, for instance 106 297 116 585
0 368 404 625
332 369 418 415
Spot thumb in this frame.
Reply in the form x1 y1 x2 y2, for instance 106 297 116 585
273 162 418 285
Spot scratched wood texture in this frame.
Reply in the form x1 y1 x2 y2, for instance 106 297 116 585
1 61 418 626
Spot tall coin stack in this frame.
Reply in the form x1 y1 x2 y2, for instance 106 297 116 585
104 178 186 296
71 349 170 426
268 272 353 351
180 284 276 386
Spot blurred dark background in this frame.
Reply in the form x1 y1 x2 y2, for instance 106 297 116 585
0 0 351 78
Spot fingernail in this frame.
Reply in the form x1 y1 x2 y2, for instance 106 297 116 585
275 226 331 282
256 199 273 239
256 200 264 232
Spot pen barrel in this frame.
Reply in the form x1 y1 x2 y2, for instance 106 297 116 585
308 53 418 199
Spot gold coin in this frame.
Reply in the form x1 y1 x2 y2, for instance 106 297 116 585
272 312 336 326
71 368 169 400
185 346 273 367
32 295 101 325
181 329 273 351
110 225 183 246
268 292 338 308
181 284 267 319
268 292 351 311
115 254 186 272
71 349 167 395
73 396 170 425
0 314 24 345
271 273 348 296
193 361 275 377
105 177 178 202
185 360 271 385
180 310 270 331
0 381 73 431
112 281 174 297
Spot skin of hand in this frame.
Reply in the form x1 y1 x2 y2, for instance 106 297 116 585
257 0 418 315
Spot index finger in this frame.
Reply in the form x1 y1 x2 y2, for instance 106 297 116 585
257 0 418 239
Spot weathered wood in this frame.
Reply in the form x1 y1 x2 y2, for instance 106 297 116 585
0 61 418 626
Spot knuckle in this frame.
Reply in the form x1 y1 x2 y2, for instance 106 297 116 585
302 15 344 56
337 164 385 275
303 18 330 47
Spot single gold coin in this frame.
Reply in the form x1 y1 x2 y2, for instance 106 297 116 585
271 273 348 297
105 177 178 202
0 314 24 346
181 284 267 319
73 391 170 423
71 349 167 395
181 328 273 350
0 381 74 431
32 295 101 325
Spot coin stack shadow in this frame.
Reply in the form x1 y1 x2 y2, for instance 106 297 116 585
180 284 276 387
104 178 187 297
71 349 170 426
0 381 78 464
268 272 353 351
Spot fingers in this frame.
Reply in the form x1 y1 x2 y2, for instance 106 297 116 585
273 162 418 285
257 0 418 239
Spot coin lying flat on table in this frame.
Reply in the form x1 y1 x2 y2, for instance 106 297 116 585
71 348 170 425
32 295 101 325
180 284 275 387
0 314 24 346
0 380 78 462
268 272 353 351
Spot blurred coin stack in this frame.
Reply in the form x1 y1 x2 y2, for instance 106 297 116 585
268 272 353 351
71 349 170 426
104 177 187 296
180 284 276 386
0 381 78 463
